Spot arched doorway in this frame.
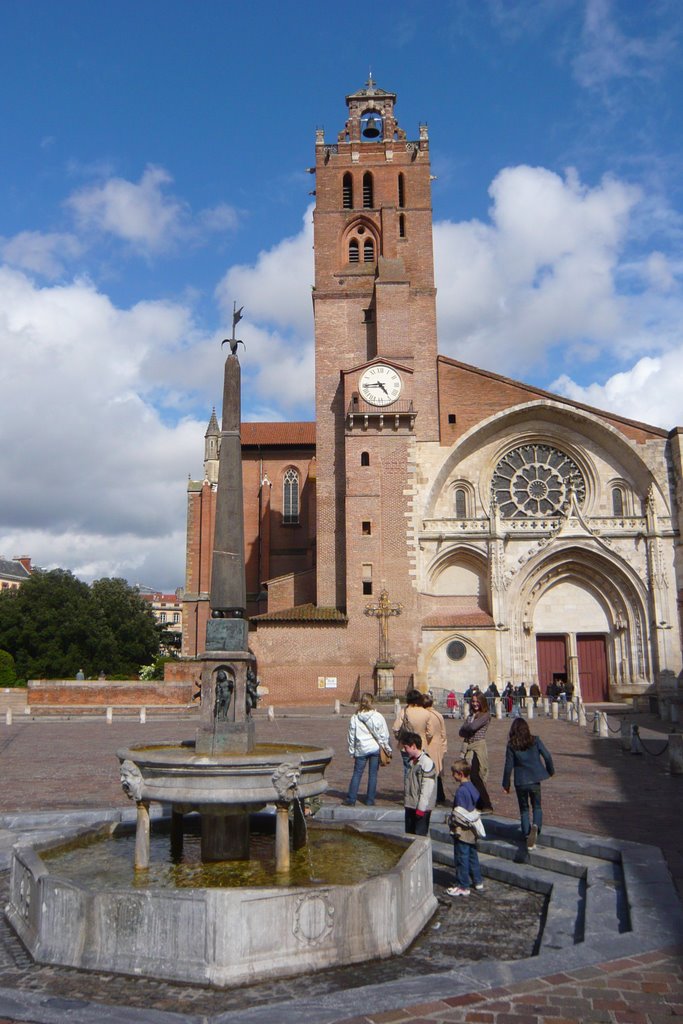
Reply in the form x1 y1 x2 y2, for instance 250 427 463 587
534 579 610 701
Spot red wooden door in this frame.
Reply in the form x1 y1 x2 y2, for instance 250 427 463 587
577 634 608 702
536 635 567 693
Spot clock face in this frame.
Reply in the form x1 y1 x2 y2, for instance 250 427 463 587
359 365 402 406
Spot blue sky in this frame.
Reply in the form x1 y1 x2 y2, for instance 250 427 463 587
1 0 682 590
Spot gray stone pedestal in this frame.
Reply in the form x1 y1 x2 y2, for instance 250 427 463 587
201 809 250 861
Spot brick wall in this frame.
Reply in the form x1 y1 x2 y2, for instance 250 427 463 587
28 680 193 706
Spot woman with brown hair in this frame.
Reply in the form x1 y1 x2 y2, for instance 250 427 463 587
459 691 493 812
422 692 448 804
502 717 555 849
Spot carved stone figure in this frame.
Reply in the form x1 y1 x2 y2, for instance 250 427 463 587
120 759 144 802
214 670 234 721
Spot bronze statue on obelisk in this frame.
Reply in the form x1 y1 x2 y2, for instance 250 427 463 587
196 304 257 755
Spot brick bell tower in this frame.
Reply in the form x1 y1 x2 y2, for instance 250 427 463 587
312 78 439 650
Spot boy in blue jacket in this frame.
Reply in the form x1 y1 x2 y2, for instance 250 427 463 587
447 758 484 897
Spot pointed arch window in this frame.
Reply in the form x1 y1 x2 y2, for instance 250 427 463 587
612 487 624 517
398 173 405 208
362 172 374 208
283 468 300 525
348 238 360 263
363 238 375 263
342 172 353 209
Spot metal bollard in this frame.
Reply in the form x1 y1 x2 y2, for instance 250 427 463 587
630 723 644 755
267 705 275 721
668 734 683 774
5 709 11 726
106 706 113 724
551 702 559 720
598 711 609 738
495 698 503 720
578 703 587 727
334 699 340 715
139 707 146 724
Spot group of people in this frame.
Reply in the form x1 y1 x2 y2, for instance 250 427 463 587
344 686 555 898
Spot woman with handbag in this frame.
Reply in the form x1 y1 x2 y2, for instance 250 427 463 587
343 693 391 806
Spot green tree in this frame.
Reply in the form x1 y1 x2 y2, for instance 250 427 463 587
91 578 160 676
0 650 16 687
0 569 116 679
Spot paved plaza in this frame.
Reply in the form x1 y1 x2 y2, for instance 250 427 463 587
0 704 680 1023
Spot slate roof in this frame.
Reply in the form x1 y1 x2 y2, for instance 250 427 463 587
0 558 31 582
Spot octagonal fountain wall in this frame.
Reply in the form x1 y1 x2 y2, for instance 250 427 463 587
6 819 437 987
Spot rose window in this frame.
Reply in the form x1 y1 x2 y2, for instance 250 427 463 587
491 445 585 518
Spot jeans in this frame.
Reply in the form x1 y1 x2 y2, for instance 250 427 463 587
454 838 483 889
405 808 431 835
516 783 542 837
347 752 380 804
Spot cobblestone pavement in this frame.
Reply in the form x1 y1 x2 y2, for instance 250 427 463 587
0 705 680 1022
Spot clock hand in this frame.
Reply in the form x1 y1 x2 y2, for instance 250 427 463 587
377 381 389 395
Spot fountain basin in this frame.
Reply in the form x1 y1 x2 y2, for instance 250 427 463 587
6 821 438 987
116 741 333 808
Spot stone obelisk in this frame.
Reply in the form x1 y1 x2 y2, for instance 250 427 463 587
196 306 256 758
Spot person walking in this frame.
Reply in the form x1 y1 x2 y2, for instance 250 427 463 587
422 692 448 805
447 758 484 897
529 681 541 708
401 731 437 836
344 693 391 807
502 718 555 850
393 689 433 779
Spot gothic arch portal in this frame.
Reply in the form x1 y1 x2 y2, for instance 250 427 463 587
511 543 650 700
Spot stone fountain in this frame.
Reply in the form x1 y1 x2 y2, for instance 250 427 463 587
5 310 437 987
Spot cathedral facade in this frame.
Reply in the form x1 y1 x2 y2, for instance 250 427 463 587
181 81 683 705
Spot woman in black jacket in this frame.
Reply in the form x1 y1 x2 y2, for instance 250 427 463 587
502 718 554 850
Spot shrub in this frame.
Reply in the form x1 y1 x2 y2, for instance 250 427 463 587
0 650 17 687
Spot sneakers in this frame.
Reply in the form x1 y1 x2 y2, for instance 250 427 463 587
473 883 484 891
526 824 538 850
446 886 470 897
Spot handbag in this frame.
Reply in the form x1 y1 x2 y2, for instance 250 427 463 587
361 713 392 767
394 709 414 744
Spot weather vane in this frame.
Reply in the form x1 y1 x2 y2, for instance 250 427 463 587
221 302 245 355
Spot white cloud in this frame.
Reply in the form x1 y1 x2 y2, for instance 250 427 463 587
0 266 207 589
434 164 640 372
215 206 314 336
552 351 683 429
1 231 82 279
573 0 676 90
66 165 186 253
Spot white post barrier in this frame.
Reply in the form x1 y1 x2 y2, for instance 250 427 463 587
578 703 587 728
543 697 550 716
668 734 683 775
5 709 11 726
551 701 559 720
394 698 401 719
464 701 470 719
267 705 275 721
139 707 146 724
334 699 340 715
527 701 534 720
24 705 30 715
495 698 503 720
598 711 609 738
106 706 113 724
567 703 575 723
